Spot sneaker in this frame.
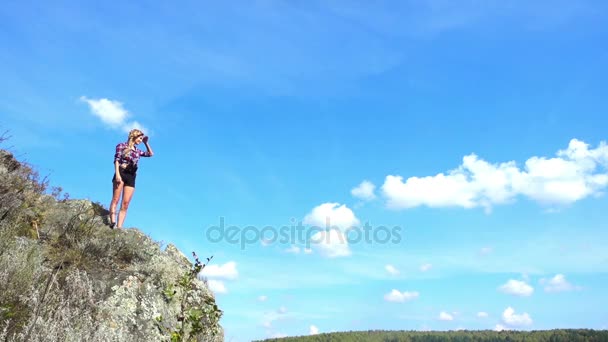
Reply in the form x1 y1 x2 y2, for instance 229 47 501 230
109 222 117 229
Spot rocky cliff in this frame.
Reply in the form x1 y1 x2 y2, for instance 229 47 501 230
0 149 223 342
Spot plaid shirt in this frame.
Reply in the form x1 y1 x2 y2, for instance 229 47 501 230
114 142 152 167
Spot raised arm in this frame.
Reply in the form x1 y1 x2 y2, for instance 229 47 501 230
142 136 154 157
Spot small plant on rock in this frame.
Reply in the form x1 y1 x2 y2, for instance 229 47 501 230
156 252 222 341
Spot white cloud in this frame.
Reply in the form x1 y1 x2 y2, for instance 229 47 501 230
382 173 479 209
502 307 533 327
285 246 301 254
258 295 268 302
303 203 360 230
498 279 534 297
262 311 282 329
385 264 400 275
309 325 319 335
479 247 493 256
80 96 128 127
541 274 581 292
351 180 376 201
381 139 608 210
438 311 454 321
384 289 419 303
310 229 351 258
121 120 148 134
81 96 148 133
271 332 288 338
207 280 227 294
420 263 433 272
277 306 288 314
303 203 360 258
477 312 489 318
494 324 508 331
303 248 313 254
199 261 238 280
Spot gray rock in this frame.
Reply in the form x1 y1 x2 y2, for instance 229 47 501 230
0 148 224 342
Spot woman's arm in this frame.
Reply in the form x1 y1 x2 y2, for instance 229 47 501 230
143 136 154 156
114 160 122 183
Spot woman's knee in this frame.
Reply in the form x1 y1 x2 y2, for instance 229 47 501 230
120 201 131 210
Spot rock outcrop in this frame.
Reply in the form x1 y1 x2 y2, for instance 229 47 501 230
0 149 223 341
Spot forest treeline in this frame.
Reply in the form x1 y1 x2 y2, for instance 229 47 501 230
258 329 608 342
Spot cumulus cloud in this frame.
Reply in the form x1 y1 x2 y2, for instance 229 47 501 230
385 264 400 275
310 229 351 258
479 247 493 256
303 203 359 258
309 325 319 335
199 261 238 280
351 180 376 201
498 279 534 297
494 324 508 331
502 307 533 327
438 311 454 321
80 96 128 127
284 246 313 255
207 280 227 294
384 289 419 303
304 203 360 230
121 120 147 133
380 139 608 210
477 312 489 318
285 246 301 254
262 309 286 330
541 274 581 292
420 263 433 272
199 262 238 295
81 96 149 133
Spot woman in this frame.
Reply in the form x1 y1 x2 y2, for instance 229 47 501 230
109 129 154 229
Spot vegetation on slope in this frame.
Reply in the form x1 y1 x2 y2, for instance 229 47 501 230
258 329 608 342
0 139 222 342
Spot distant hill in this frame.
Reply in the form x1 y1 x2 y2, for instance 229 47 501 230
0 148 223 341
257 329 608 342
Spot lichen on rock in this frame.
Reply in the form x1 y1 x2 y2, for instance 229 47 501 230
0 149 223 341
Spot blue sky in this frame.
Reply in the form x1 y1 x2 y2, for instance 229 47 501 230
2 0 608 340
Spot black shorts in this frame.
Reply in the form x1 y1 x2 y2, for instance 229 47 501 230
112 167 137 187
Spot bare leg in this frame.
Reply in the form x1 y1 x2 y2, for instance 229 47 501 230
117 186 135 228
110 180 124 226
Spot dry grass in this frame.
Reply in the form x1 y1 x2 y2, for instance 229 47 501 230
0 146 223 342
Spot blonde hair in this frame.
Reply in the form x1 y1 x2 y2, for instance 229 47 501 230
123 129 144 156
